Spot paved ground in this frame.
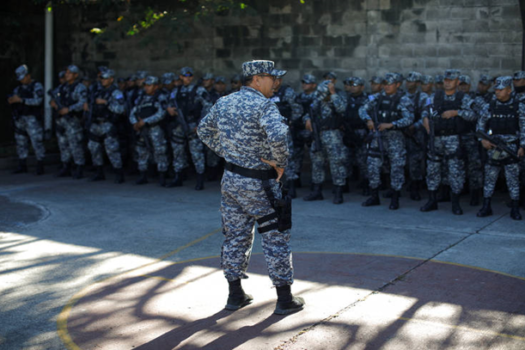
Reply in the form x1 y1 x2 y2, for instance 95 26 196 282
0 168 524 350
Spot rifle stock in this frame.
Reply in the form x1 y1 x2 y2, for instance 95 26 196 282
476 130 520 162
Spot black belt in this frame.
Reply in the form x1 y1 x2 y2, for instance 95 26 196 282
225 163 277 180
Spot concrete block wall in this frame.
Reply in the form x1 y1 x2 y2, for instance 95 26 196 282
58 0 522 90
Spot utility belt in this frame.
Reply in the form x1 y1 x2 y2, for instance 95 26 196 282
434 129 460 136
224 162 277 180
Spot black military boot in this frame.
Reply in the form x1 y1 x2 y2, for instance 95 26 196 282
159 172 167 187
136 172 148 185
167 172 183 188
57 162 71 177
389 191 400 210
470 188 481 206
410 181 422 201
274 285 305 315
451 192 463 215
333 185 344 204
36 161 44 175
114 168 125 184
303 184 323 201
287 180 297 199
359 179 370 196
420 190 438 212
90 166 105 181
382 188 394 199
12 159 28 174
195 173 205 191
510 200 522 221
362 188 380 207
342 178 350 193
73 165 84 180
224 279 253 311
437 185 451 202
476 198 493 217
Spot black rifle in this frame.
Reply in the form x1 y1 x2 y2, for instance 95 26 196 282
428 107 437 159
47 89 65 112
7 94 20 119
309 103 323 153
476 130 520 162
368 104 385 163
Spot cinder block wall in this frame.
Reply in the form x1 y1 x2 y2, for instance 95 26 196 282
58 0 523 89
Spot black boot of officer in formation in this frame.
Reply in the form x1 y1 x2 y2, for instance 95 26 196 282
477 198 492 217
72 165 84 180
389 191 400 210
362 188 380 207
195 173 205 191
90 166 105 181
12 159 28 174
167 172 183 188
159 172 167 187
224 279 253 311
136 172 148 185
510 200 522 220
303 184 323 201
57 162 71 177
333 185 344 204
451 193 463 215
274 285 305 315
420 190 438 212
114 168 125 184
36 161 44 175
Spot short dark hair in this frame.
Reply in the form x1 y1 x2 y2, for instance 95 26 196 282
243 75 254 86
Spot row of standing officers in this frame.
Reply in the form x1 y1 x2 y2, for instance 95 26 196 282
7 65 525 220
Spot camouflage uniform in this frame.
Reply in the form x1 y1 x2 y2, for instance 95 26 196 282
197 61 293 287
87 70 125 170
129 76 168 174
514 71 525 206
293 74 317 178
359 76 414 195
196 73 222 169
11 66 46 164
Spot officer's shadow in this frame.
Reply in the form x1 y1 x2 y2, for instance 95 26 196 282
133 307 293 350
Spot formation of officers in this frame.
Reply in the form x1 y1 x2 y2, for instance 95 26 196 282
7 63 525 220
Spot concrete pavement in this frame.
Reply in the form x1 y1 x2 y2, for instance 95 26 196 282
0 169 524 349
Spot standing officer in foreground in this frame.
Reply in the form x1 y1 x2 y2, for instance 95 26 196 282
197 60 304 315
8 65 46 175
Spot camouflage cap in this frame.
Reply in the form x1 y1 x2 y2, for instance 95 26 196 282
494 76 513 90
101 69 115 79
97 66 108 73
302 74 316 84
370 76 383 84
383 73 397 85
231 74 242 83
343 77 353 85
242 60 275 77
394 73 404 83
420 75 434 84
479 74 492 85
162 72 176 84
144 76 159 85
214 76 226 84
352 77 365 86
136 70 148 80
180 67 194 76
406 71 421 82
270 68 287 78
67 65 80 74
513 71 525 80
202 72 214 80
15 65 29 81
434 74 444 83
58 71 66 79
323 71 337 80
443 69 460 80
128 74 138 81
459 75 471 85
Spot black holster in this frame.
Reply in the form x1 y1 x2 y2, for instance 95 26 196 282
257 182 292 234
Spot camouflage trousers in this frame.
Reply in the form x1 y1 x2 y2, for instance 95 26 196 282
461 133 483 190
291 130 311 175
310 129 347 186
345 129 368 180
135 124 168 172
171 124 205 174
56 116 85 166
367 130 406 191
484 145 521 200
13 115 45 161
426 135 465 194
285 132 298 181
220 171 293 287
87 121 122 169
406 127 426 182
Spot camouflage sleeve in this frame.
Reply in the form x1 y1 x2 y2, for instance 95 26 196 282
108 89 126 115
476 102 490 134
331 92 347 114
259 100 289 167
413 92 429 128
129 106 138 125
143 101 166 125
69 84 87 112
197 103 222 156
519 102 525 149
285 87 303 122
392 95 414 129
196 86 214 117
359 95 376 122
457 94 476 121
24 82 44 106
421 94 434 119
